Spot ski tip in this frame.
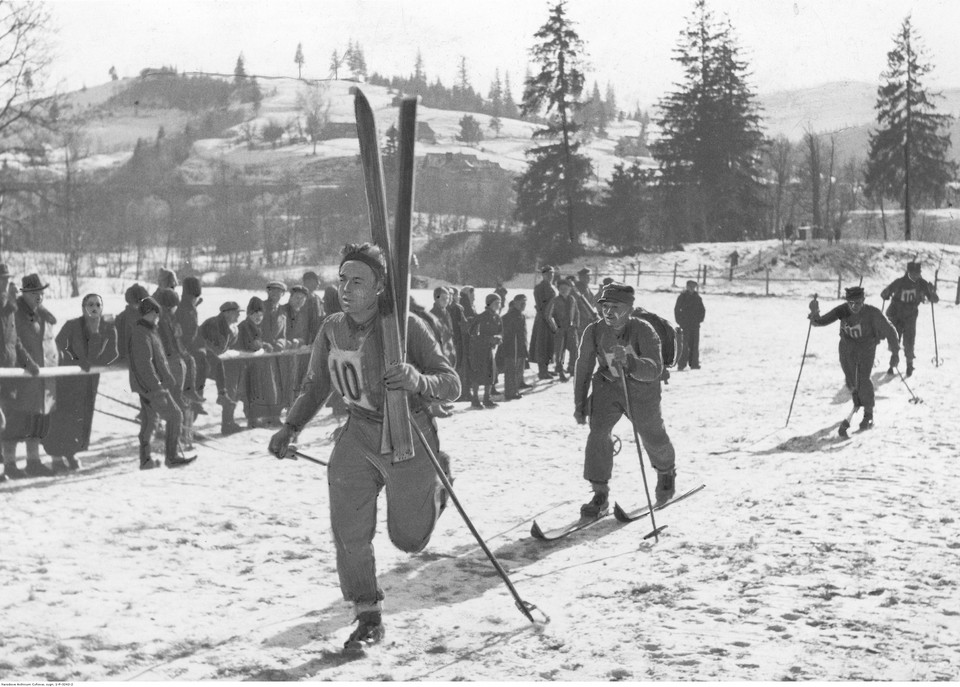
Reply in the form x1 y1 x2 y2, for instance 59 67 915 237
613 502 631 522
349 85 364 97
530 521 546 540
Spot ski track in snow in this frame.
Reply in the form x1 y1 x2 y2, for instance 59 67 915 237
1 287 959 681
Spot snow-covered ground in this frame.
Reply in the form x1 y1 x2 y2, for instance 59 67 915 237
1 281 958 681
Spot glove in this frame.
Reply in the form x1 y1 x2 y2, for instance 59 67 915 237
573 408 587 425
890 351 900 368
268 424 296 459
383 362 422 392
808 299 820 315
25 359 40 376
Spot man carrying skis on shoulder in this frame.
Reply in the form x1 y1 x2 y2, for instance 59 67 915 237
880 261 938 377
808 286 900 434
573 283 677 517
267 242 460 652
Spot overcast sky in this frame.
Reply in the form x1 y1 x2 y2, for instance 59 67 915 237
46 0 960 109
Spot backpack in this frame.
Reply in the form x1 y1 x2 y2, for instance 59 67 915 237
632 307 684 369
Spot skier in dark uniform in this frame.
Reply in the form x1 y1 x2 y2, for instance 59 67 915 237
808 286 900 434
880 261 939 377
268 242 460 652
573 283 677 516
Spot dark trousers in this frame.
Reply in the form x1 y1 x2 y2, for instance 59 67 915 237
503 356 524 398
678 324 700 369
839 341 877 410
889 312 918 363
139 390 183 461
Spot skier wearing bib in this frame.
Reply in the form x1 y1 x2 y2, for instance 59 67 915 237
880 261 939 377
268 242 460 652
808 286 900 432
573 283 677 517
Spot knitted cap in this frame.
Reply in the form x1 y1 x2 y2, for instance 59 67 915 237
485 293 501 306
158 268 178 289
138 297 161 316
182 276 202 297
125 283 150 305
154 287 180 309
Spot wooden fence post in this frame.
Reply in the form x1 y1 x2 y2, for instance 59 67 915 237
701 265 707 286
765 267 770 296
672 262 678 287
955 274 960 305
837 272 842 299
728 264 734 281
636 264 640 287
622 266 627 283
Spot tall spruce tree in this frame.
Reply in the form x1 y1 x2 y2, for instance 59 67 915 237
652 0 766 242
503 71 520 119
864 15 955 240
294 43 305 79
514 0 592 250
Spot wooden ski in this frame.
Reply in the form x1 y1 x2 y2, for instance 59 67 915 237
394 96 417 346
352 87 414 461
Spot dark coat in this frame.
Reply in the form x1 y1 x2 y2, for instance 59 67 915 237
12 296 58 413
530 279 557 364
283 303 310 345
176 299 203 354
262 299 286 347
498 307 528 363
235 317 279 413
55 317 118 369
114 304 139 363
128 318 175 396
199 314 239 355
468 309 502 385
674 291 706 328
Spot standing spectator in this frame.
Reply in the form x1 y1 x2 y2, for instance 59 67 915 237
263 281 288 349
447 287 471 402
155 267 178 293
531 265 558 380
236 297 279 428
302 271 325 344
573 283 678 515
282 285 312 413
155 288 202 450
4 274 58 477
128 297 195 470
499 294 529 400
114 284 150 366
177 276 207 415
268 242 460 651
45 294 118 471
880 261 939 377
467 294 503 409
430 287 456 367
200 302 243 435
411 297 452 418
0 266 37 480
674 280 706 370
545 278 580 381
460 286 478 320
808 287 900 433
573 267 598 337
494 281 508 306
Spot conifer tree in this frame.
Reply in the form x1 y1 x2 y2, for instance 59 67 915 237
234 53 247 85
864 15 956 240
514 0 592 250
503 71 520 119
652 0 767 242
294 43 305 79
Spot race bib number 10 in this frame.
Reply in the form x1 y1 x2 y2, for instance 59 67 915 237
328 348 375 411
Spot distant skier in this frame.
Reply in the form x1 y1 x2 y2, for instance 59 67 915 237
573 283 677 517
674 280 705 370
880 261 939 377
267 242 460 652
808 286 900 433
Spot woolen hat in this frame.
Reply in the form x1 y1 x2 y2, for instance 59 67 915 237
220 301 242 313
154 287 180 308
686 280 699 287
485 293 501 306
20 273 49 292
138 297 161 316
290 285 309 296
157 267 178 289
0 264 10 279
577 267 591 275
601 277 615 286
907 261 921 273
845 286 865 301
247 296 265 313
182 276 202 297
303 270 319 282
124 283 150 304
597 283 635 305
266 281 287 291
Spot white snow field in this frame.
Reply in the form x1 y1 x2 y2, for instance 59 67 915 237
1 279 958 681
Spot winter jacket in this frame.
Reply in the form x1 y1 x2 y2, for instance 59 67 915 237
128 318 175 396
236 318 265 352
113 305 139 363
468 310 502 383
880 275 939 320
262 299 287 347
12 296 58 413
176 299 203 354
674 291 706 328
55 317 118 369
199 314 238 355
545 293 580 332
283 303 310 345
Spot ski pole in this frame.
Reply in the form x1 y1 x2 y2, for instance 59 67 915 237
617 361 666 543
407 418 546 625
94 407 139 424
786 294 817 427
98 391 140 410
280 444 328 466
931 302 941 367
894 367 923 404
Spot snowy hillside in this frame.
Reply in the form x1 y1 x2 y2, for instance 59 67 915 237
1 274 958 680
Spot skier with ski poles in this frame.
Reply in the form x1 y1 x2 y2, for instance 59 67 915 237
268 242 460 651
880 261 939 377
572 282 678 517
808 286 900 435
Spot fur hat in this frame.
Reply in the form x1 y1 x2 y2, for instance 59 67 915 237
844 286 865 301
154 287 180 309
157 268 178 289
182 276 202 297
907 261 922 274
138 297 161 317
124 283 150 305
597 283 635 306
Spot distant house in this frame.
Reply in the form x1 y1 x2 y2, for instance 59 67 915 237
417 152 515 222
